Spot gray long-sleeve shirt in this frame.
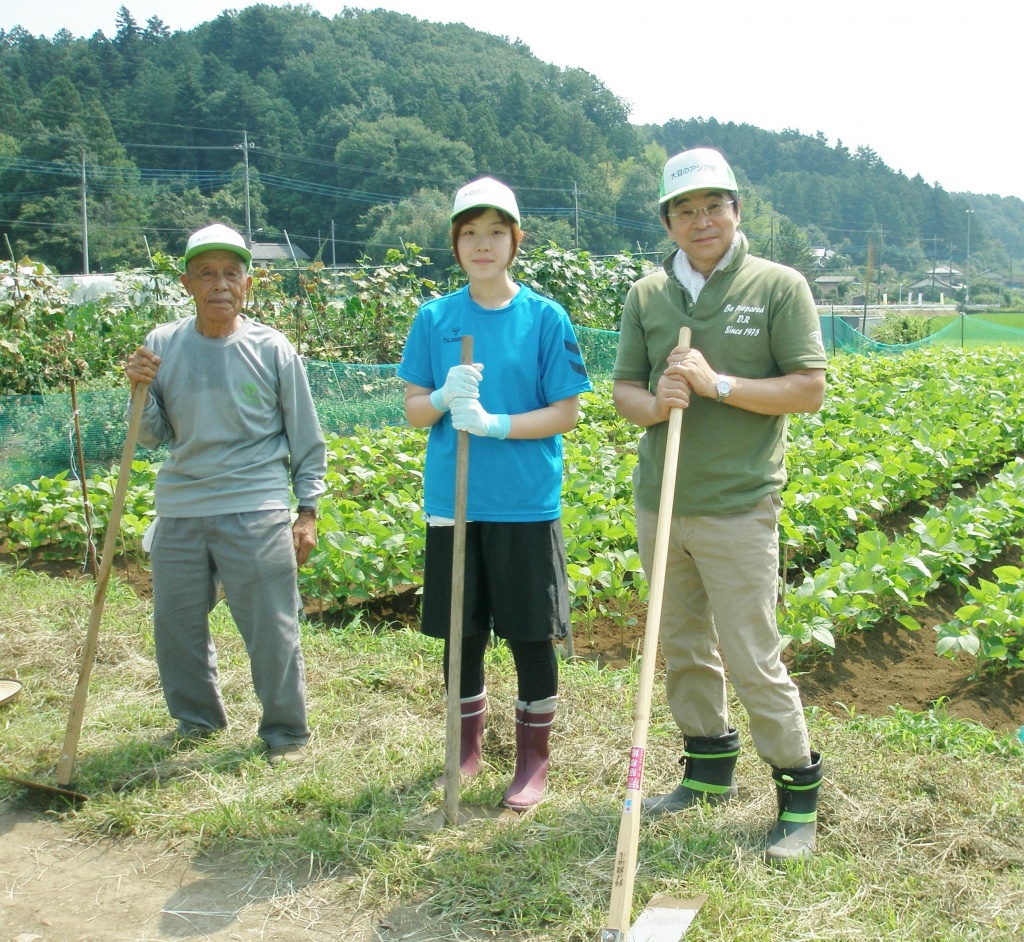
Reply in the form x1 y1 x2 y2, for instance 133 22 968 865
137 315 327 518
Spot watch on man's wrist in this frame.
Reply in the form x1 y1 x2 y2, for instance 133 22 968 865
714 375 732 403
297 506 317 519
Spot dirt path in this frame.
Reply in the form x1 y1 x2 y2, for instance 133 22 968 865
1 804 332 941
0 802 516 942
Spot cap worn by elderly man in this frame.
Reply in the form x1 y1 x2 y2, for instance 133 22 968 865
183 223 253 268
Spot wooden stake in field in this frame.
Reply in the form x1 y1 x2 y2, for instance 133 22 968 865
70 380 99 579
601 327 705 942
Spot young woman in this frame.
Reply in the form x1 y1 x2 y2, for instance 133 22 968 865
398 177 591 810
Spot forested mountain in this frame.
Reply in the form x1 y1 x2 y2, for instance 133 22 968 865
1 3 1022 293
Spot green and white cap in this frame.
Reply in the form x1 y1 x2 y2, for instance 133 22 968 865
660 148 738 204
451 177 521 225
182 223 252 268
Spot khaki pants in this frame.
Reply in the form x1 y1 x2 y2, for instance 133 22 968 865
635 494 810 769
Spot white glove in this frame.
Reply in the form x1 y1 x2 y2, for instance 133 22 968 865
450 398 511 439
429 364 483 412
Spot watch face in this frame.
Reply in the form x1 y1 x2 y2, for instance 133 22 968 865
716 378 731 400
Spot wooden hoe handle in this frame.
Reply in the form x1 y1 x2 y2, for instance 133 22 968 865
603 326 691 939
443 336 473 825
57 382 149 788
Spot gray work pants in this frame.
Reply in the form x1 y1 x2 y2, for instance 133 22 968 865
150 510 309 748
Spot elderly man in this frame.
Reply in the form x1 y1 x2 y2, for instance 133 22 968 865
126 223 326 766
612 149 827 861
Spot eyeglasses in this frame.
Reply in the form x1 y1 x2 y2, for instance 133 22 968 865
667 200 735 221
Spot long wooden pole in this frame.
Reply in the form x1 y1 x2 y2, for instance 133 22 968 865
603 326 690 940
56 383 149 788
443 336 473 825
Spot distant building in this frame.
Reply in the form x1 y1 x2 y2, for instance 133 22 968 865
908 265 963 298
250 241 311 266
813 275 856 298
809 247 838 267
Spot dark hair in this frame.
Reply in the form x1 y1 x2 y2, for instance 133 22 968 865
450 206 524 270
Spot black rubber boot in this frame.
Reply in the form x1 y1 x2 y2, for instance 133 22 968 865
765 751 823 862
642 729 740 815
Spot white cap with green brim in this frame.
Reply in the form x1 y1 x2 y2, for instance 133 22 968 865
182 223 252 268
451 177 521 225
660 148 739 204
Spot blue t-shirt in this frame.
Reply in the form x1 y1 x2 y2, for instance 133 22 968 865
398 284 591 522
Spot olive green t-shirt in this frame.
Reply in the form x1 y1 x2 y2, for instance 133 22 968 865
613 233 827 516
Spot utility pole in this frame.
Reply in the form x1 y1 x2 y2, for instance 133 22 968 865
877 225 885 304
572 180 580 250
948 244 956 305
80 151 89 274
331 219 336 268
965 209 974 310
927 235 942 301
862 236 874 333
237 130 254 246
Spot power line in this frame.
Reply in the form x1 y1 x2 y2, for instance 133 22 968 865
0 152 671 245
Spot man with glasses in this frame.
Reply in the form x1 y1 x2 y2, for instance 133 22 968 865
612 149 827 862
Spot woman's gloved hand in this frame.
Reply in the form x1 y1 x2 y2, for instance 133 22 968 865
429 364 483 412
450 397 511 439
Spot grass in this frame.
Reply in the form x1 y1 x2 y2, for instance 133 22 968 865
1 563 1023 941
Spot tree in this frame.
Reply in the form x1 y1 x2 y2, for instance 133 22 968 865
113 6 144 85
520 218 576 253
143 17 171 44
773 217 815 277
329 116 475 260
358 187 452 275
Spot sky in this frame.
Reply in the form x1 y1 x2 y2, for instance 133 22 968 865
4 0 1022 201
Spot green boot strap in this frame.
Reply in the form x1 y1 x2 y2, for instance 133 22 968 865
680 777 736 796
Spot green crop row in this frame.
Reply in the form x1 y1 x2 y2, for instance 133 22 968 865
782 347 1024 566
781 458 1024 674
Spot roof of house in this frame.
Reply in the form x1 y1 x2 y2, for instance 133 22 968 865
250 241 310 263
908 277 960 290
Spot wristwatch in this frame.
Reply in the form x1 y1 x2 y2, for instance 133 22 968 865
297 506 317 519
714 375 732 402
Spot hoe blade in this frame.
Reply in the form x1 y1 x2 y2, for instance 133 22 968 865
627 894 705 942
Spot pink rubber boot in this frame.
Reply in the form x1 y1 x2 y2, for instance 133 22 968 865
436 690 487 786
502 696 557 811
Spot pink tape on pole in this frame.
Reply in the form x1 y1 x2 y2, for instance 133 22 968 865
627 746 645 791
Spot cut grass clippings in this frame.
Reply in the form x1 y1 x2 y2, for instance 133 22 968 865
1 564 1023 941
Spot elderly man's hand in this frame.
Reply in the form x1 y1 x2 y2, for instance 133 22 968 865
127 346 161 392
292 511 318 567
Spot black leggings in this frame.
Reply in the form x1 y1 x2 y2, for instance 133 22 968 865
443 633 558 703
